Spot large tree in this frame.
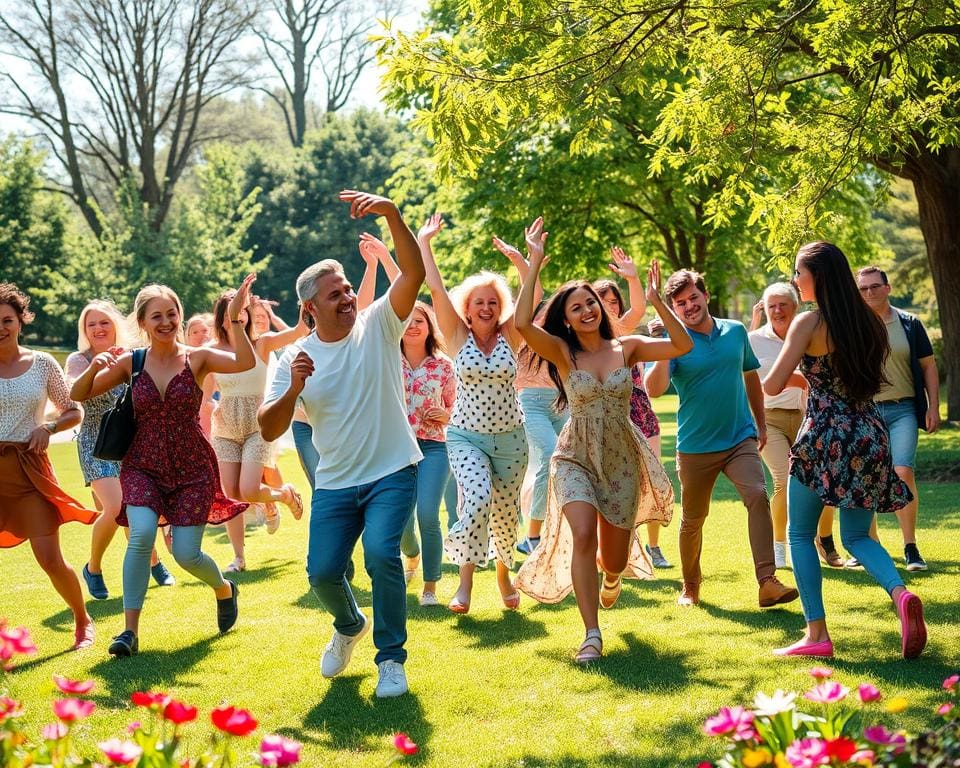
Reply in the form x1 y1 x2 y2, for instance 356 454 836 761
0 0 256 237
382 0 960 417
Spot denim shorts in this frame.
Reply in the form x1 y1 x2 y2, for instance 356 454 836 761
876 399 918 469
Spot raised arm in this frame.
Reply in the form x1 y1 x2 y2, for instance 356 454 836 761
763 310 818 396
608 247 646 332
624 260 692 365
70 349 131 401
491 232 543 350
193 274 258 380
359 232 401 283
340 190 423 321
416 213 467 348
256 305 310 355
356 235 380 311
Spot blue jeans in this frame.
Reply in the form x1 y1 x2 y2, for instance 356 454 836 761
292 420 320 491
306 465 417 665
444 475 459 530
518 388 568 522
400 439 449 583
788 477 903 622
876 400 918 469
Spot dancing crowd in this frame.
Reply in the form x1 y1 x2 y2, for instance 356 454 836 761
0 189 940 698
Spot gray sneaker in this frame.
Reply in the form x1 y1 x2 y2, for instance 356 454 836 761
375 660 408 698
645 544 671 569
320 613 369 678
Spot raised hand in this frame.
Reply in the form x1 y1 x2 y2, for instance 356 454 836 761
608 247 638 281
524 216 548 264
359 232 390 265
339 190 398 219
750 300 764 331
418 213 444 242
228 273 257 320
289 349 315 395
90 349 121 372
491 235 525 268
645 260 663 304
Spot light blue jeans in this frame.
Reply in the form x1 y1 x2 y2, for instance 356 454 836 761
400 439 450 583
306 465 417 665
518 388 568 521
787 478 903 621
124 505 225 611
876 400 918 469
292 420 320 491
444 475 459 530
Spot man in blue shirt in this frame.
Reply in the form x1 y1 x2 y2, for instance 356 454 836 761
646 270 799 609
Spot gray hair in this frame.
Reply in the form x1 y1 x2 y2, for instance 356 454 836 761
762 282 799 306
296 259 345 302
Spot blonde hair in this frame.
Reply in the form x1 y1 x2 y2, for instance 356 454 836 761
131 284 185 343
186 312 214 344
449 271 514 326
76 299 129 353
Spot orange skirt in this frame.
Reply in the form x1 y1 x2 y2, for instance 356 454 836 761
0 442 99 548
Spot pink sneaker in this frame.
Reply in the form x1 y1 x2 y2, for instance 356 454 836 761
896 590 926 659
772 638 834 658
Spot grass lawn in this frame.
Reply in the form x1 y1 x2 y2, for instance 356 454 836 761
1 397 958 767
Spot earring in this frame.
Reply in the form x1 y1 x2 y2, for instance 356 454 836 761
565 323 571 331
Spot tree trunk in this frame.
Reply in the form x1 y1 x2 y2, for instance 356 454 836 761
909 147 960 421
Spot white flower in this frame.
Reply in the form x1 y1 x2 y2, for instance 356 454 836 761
753 689 797 716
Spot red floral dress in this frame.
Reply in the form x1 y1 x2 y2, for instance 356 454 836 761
119 355 246 527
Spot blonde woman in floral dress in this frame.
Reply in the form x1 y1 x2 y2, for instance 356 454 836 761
514 220 692 663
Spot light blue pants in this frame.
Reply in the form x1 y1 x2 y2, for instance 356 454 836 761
518 388 568 522
400 439 450 583
124 505 226 611
292 420 320 491
787 478 903 622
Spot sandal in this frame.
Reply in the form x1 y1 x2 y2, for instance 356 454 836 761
448 596 470 614
575 629 603 664
283 483 303 521
599 573 622 609
224 556 246 573
264 502 280 535
501 591 520 611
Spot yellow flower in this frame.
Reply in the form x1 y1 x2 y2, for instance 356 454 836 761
885 696 909 713
742 747 773 767
774 754 791 768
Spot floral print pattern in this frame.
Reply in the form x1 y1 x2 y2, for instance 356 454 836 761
630 365 660 438
790 354 911 512
65 351 123 485
402 354 455 442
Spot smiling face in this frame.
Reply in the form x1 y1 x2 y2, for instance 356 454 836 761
84 309 117 353
597 288 624 320
402 308 429 349
466 285 500 331
670 283 711 332
563 287 604 335
304 271 357 338
764 293 797 337
0 303 21 348
186 319 211 347
141 297 181 344
251 303 271 336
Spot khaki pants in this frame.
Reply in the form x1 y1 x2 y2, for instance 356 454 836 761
760 408 804 542
676 437 775 586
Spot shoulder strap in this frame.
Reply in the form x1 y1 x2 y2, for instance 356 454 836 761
131 348 147 381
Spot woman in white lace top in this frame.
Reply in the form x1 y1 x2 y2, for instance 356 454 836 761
0 283 98 651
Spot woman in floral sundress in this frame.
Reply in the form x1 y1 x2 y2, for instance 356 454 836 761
513 218 693 664
764 241 925 660
71 276 257 657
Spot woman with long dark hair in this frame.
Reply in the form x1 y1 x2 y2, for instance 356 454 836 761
514 221 692 663
764 241 924 659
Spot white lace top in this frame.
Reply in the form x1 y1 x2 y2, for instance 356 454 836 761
213 353 269 398
0 351 79 442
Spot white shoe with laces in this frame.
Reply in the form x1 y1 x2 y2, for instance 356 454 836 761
419 592 439 607
320 613 369 678
375 660 408 698
774 541 788 569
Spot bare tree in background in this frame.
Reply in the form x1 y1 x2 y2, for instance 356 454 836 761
0 0 256 237
255 0 399 147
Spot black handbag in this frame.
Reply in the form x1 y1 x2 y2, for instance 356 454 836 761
92 348 147 461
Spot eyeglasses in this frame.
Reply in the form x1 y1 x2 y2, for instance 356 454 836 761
858 283 886 294
793 269 801 277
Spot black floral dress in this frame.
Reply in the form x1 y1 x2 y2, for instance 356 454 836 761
790 354 911 513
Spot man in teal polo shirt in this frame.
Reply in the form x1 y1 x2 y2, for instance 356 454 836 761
646 270 799 608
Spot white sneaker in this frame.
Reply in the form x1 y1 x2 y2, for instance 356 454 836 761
774 541 788 569
320 613 369 678
375 660 408 698
419 592 439 607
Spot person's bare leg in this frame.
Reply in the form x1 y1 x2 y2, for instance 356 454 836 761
564 501 601 632
31 533 92 642
452 562 476 608
892 466 918 545
88 479 119 574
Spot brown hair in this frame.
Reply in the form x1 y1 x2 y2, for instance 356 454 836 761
213 291 253 344
592 279 625 317
0 283 35 324
664 269 708 303
402 301 445 358
856 266 888 285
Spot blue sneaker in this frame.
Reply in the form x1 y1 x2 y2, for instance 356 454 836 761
516 537 540 555
151 561 176 586
645 544 672 569
82 563 109 600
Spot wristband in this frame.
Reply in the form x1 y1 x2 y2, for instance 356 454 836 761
42 422 57 435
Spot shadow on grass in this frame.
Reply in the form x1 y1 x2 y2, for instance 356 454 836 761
482 745 708 768
291 580 373 610
448 610 549 649
291 677 432 758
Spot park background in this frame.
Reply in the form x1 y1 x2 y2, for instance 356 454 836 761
1 1 958 766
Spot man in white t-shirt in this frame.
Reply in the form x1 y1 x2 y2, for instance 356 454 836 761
259 190 424 698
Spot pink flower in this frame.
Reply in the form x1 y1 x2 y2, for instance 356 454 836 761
703 706 757 741
42 722 68 740
392 732 419 756
863 725 906 748
851 749 875 765
857 683 882 703
808 666 833 680
52 697 96 722
211 704 258 736
943 674 959 692
0 623 37 669
163 699 198 725
98 738 143 765
258 734 302 766
804 681 849 704
126 721 142 734
785 737 829 768
53 675 95 695
0 696 24 723
937 702 954 716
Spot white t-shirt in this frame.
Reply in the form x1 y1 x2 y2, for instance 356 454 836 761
748 323 806 411
265 296 422 490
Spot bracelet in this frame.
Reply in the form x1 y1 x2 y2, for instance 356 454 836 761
230 319 244 324
42 422 57 435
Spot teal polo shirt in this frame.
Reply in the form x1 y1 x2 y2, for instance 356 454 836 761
669 317 760 454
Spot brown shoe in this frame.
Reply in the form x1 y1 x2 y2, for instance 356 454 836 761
677 582 699 606
759 576 800 607
814 536 844 568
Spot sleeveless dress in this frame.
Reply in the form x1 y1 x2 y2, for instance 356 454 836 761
790 354 911 512
211 354 274 465
516 364 675 603
65 351 124 485
630 366 660 439
119 355 247 527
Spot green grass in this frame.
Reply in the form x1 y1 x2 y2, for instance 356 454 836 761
2 396 958 767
